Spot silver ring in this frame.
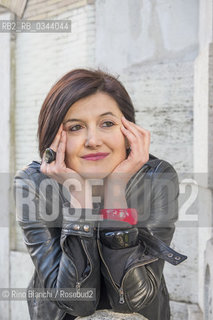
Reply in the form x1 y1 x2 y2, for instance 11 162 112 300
44 148 56 163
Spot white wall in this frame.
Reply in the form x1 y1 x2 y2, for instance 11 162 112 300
11 2 96 319
15 4 96 172
96 0 198 73
95 0 200 317
194 1 213 317
0 12 12 320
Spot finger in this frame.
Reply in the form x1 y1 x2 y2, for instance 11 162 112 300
132 124 151 151
120 125 139 148
40 155 48 174
121 127 150 165
130 122 150 136
49 123 63 152
121 117 150 150
121 117 142 138
144 130 151 151
130 124 151 149
41 124 63 170
55 130 66 165
121 116 150 136
121 122 150 163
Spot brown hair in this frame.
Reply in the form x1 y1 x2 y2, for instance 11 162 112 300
38 68 135 158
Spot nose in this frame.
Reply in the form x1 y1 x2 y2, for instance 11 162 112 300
85 127 102 148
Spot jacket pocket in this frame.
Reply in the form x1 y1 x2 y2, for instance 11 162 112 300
75 237 101 314
61 234 101 293
60 235 101 316
61 235 88 289
97 239 158 312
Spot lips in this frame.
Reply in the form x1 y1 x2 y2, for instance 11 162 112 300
81 153 109 161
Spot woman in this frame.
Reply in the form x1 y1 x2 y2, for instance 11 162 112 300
14 68 187 320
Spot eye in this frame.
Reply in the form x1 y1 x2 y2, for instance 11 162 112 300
69 124 82 131
102 121 115 127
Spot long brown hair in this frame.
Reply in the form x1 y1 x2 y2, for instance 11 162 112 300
38 68 135 158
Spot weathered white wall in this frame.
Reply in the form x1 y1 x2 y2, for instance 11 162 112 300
194 1 213 318
0 12 12 320
10 251 34 320
15 3 96 172
11 1 96 319
15 2 96 253
198 0 213 50
194 45 213 314
121 61 194 171
96 0 198 73
95 0 199 318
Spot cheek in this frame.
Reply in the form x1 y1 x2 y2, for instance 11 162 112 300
113 131 126 150
65 137 81 157
110 132 127 161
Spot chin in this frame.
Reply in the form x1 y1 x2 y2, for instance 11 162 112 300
80 170 110 180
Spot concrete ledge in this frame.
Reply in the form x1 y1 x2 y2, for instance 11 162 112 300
76 309 148 320
170 300 188 320
187 304 203 320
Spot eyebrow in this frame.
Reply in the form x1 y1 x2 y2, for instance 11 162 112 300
63 112 119 124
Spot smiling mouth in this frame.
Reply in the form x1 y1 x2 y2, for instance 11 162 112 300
81 154 109 161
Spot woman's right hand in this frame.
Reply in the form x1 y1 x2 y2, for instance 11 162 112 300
40 124 92 208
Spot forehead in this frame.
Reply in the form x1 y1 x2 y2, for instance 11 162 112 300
64 92 123 120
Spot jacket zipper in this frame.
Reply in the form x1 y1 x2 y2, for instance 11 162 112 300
97 238 158 306
119 258 158 308
72 261 80 290
75 239 93 290
118 288 125 304
120 258 158 293
62 242 80 288
97 239 119 294
144 264 159 292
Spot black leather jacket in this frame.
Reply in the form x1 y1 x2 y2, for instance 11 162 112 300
14 154 187 320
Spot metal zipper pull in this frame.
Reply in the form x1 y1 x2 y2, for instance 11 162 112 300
119 288 125 304
76 282 81 291
97 222 100 240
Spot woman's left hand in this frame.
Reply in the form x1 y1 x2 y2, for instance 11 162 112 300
103 116 150 208
107 116 151 186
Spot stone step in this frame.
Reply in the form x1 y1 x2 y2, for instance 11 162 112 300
76 309 148 320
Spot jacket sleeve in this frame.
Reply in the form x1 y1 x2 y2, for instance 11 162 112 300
97 160 180 313
141 160 179 245
129 160 180 310
14 169 100 317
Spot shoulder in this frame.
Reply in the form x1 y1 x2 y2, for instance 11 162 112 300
145 154 179 195
14 161 43 186
126 153 179 195
146 153 178 176
127 153 178 189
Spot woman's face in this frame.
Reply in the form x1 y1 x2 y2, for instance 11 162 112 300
63 92 128 179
